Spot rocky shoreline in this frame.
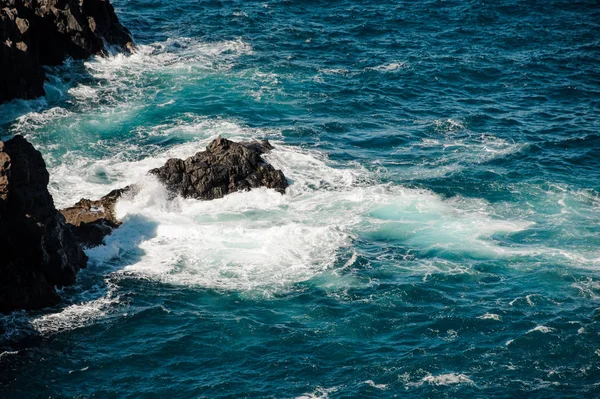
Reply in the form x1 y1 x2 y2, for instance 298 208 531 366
0 0 134 312
0 136 87 313
1 0 133 104
0 0 290 313
0 135 288 312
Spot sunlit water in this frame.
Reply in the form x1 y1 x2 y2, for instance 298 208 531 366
1 1 599 397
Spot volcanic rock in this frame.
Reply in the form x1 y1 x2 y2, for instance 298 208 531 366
61 185 136 248
0 0 133 104
0 135 87 313
60 137 287 249
149 137 288 200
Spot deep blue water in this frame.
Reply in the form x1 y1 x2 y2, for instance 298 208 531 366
1 1 600 397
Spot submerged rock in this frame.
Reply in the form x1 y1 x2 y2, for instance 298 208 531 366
0 135 87 313
149 136 288 200
0 0 133 104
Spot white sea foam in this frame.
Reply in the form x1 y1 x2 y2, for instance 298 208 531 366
83 142 360 294
0 350 19 360
478 313 502 321
420 373 474 386
509 294 560 307
69 366 90 374
1 107 554 334
68 84 99 101
34 117 539 299
392 121 528 179
361 186 533 260
3 36 256 127
296 386 338 399
367 62 406 72
70 37 254 111
86 37 253 79
434 118 465 131
12 106 73 135
363 380 388 389
526 326 555 334
46 117 278 208
30 279 120 334
320 68 351 75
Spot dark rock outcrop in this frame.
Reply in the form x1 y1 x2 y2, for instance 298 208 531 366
0 135 87 313
0 136 287 312
60 185 135 248
0 0 133 104
149 137 288 200
61 137 288 247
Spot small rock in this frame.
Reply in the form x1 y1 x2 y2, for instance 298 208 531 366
61 186 137 248
149 137 288 200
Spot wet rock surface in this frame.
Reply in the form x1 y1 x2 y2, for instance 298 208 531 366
60 185 136 248
0 136 287 312
149 137 288 200
0 0 133 104
0 135 87 313
62 137 287 246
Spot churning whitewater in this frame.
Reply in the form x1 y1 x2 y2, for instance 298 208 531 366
1 0 599 398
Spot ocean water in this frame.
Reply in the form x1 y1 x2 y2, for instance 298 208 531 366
1 0 600 397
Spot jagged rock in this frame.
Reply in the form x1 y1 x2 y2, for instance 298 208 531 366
149 137 288 200
61 185 136 247
59 137 287 251
0 0 133 104
60 137 288 249
0 135 87 313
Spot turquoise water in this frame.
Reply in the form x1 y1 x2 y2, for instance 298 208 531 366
1 0 600 397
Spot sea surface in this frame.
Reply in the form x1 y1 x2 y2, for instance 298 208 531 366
1 0 600 397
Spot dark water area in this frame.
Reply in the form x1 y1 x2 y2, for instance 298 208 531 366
1 1 599 398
